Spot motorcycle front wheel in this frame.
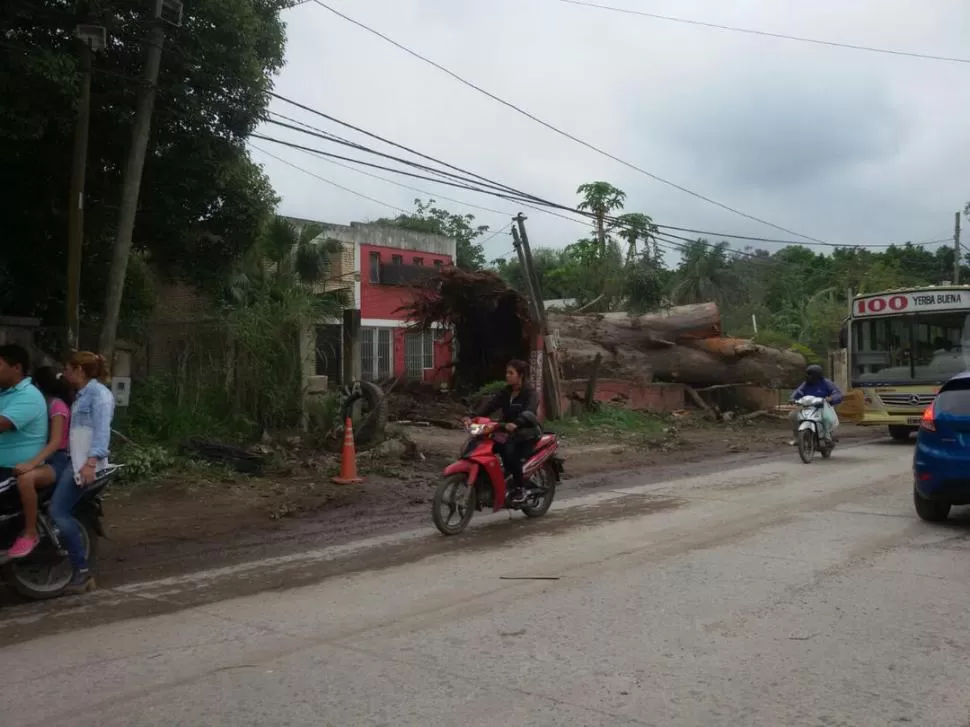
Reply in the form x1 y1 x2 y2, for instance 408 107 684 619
797 429 816 464
432 474 476 536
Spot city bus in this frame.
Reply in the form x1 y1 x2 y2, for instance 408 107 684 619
844 285 970 440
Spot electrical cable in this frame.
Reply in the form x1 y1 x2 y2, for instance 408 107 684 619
559 0 970 66
308 0 831 245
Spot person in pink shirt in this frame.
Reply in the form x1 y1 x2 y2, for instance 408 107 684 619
7 367 74 559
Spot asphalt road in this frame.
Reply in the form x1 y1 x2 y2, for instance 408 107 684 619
3 440 969 726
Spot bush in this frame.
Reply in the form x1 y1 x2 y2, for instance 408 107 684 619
474 380 507 398
113 442 176 484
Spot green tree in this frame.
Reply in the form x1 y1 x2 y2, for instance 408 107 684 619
670 239 741 305
576 181 626 254
0 0 286 331
376 199 488 270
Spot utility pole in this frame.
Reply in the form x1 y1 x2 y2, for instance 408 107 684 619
513 214 562 420
955 211 962 284
66 23 105 351
99 0 182 361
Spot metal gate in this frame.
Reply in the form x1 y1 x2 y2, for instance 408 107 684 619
315 324 342 385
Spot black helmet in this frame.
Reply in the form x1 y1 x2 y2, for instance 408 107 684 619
805 364 823 383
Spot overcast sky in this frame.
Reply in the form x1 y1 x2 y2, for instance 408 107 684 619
252 0 970 265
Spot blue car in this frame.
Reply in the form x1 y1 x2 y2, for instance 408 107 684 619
913 371 970 522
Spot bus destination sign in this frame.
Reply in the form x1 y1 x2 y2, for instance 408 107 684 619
854 290 967 318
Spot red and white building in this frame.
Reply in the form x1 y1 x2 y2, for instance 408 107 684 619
291 219 457 386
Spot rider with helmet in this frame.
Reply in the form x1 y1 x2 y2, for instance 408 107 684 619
788 364 843 445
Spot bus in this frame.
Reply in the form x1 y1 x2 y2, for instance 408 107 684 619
844 285 970 440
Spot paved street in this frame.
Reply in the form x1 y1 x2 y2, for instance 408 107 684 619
2 440 969 726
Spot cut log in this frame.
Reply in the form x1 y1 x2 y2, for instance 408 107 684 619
556 336 805 389
547 303 721 351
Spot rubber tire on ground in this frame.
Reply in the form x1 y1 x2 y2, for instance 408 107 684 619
797 429 815 464
889 425 914 443
338 380 388 448
3 517 97 601
432 474 476 536
913 488 950 523
522 464 557 519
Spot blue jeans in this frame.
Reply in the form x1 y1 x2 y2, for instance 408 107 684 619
50 466 88 571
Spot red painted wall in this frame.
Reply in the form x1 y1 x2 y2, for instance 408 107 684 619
360 243 452 320
360 243 454 383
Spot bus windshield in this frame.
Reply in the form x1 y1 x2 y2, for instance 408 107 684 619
852 311 970 384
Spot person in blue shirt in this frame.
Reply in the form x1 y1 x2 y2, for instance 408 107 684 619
789 364 843 445
0 344 48 478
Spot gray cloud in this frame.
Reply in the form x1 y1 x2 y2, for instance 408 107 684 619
257 0 970 258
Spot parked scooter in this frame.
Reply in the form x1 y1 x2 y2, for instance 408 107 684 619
432 412 563 535
794 396 835 463
0 465 120 599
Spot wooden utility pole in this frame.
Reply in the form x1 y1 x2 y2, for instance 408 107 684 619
66 40 93 351
65 23 105 351
100 0 181 361
513 214 562 419
954 211 962 284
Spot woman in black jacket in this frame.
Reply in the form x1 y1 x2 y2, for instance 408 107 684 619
468 359 539 504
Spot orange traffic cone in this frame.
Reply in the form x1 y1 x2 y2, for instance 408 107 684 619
332 417 364 485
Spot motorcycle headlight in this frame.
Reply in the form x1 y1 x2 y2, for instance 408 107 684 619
468 423 486 437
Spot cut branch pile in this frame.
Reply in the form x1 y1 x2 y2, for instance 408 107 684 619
399 268 532 388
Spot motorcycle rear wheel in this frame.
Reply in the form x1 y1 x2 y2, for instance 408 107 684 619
522 464 556 519
432 474 476 536
3 517 96 600
797 429 816 464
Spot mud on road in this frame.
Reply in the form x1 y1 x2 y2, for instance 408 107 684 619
0 421 882 623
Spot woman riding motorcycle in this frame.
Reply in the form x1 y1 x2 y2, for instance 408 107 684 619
464 359 539 505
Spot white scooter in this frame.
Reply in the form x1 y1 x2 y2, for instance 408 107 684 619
794 395 835 463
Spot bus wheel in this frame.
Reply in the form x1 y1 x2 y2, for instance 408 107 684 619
888 425 914 442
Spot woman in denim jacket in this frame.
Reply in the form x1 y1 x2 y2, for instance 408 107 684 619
53 351 115 594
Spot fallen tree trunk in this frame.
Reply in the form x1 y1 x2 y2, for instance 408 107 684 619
557 336 805 388
548 303 721 351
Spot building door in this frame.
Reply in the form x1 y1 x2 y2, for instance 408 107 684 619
361 327 393 380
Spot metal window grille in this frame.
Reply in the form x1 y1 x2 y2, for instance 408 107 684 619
404 332 426 379
360 328 376 381
377 328 392 379
422 329 434 370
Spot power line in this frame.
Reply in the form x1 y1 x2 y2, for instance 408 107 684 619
308 0 831 245
266 111 514 218
559 0 970 66
250 144 409 213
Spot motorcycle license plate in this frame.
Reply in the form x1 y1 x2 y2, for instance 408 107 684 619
906 417 921 425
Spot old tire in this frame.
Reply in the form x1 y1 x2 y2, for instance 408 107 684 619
913 489 950 523
337 380 388 448
889 426 914 443
432 474 476 536
3 517 96 600
797 430 815 464
522 464 557 519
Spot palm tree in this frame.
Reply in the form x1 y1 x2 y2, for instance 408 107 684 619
613 212 658 264
671 239 741 305
576 182 626 254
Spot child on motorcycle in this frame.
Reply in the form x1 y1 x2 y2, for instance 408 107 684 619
789 364 843 446
6 367 75 559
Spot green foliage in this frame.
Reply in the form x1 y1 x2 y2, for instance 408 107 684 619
1 0 286 324
375 199 488 270
554 406 666 439
474 379 508 398
113 443 176 484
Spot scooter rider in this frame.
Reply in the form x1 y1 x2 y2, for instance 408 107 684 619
789 364 843 445
464 359 539 505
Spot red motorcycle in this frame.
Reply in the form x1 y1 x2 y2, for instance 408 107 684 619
432 412 564 535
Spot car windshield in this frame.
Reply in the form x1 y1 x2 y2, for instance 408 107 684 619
852 311 970 384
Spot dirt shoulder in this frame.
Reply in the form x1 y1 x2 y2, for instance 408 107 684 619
35 416 874 595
